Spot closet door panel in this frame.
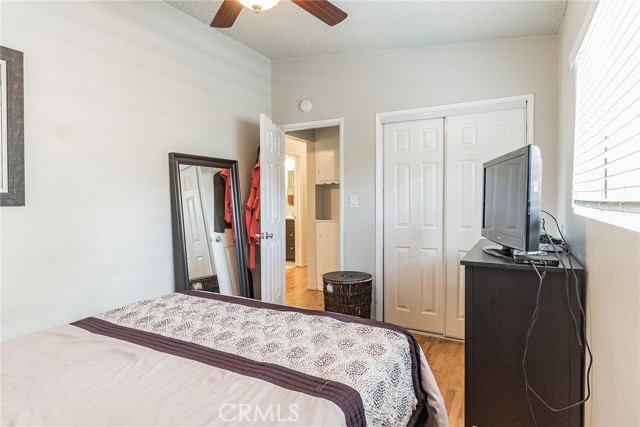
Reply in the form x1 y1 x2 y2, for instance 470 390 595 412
383 118 445 333
444 108 527 339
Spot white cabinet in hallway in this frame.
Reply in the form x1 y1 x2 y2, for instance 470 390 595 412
315 151 339 184
315 127 340 184
315 220 340 290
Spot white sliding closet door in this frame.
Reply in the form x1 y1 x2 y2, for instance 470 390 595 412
383 118 446 333
381 101 530 337
444 108 526 338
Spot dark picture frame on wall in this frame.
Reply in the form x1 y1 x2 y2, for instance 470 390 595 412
0 46 25 207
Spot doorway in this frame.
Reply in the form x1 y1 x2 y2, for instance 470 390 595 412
375 95 534 339
280 119 344 311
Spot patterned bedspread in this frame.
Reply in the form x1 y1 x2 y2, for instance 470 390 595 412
2 291 448 426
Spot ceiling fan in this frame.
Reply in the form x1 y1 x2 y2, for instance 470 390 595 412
211 0 348 28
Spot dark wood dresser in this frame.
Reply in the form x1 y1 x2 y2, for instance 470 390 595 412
462 240 586 427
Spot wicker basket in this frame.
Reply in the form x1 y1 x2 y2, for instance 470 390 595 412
322 271 373 318
189 275 219 293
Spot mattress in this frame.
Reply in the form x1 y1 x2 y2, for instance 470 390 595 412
1 291 448 426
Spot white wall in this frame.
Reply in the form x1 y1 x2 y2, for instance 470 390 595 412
272 36 559 307
557 2 640 425
0 1 270 340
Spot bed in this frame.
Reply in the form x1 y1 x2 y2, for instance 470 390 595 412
1 291 448 426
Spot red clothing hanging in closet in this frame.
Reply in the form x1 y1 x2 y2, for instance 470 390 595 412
246 162 260 269
219 169 233 225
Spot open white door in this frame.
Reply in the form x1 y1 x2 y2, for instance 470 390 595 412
259 114 286 304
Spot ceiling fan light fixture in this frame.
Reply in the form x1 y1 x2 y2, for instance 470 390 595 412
238 0 280 13
211 0 346 28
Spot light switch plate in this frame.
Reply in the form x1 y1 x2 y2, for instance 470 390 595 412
349 194 358 208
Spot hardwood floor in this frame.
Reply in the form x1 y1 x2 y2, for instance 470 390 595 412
286 266 324 310
285 266 465 427
413 334 465 427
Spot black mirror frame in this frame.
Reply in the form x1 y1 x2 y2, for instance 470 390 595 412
169 153 252 298
0 46 25 207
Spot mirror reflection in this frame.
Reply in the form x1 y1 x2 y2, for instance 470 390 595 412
169 153 250 298
179 165 240 295
285 155 296 215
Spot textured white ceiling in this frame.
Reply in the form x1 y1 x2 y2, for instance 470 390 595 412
166 0 567 59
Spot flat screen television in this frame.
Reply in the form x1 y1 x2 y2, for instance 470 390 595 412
481 144 541 257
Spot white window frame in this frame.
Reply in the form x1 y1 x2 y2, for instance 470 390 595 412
571 0 640 233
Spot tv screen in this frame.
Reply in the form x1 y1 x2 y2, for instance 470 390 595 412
481 145 541 254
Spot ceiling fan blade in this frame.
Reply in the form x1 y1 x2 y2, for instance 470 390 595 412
211 0 243 28
291 0 347 26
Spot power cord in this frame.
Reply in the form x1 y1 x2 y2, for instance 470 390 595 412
520 210 593 425
540 210 593 400
538 218 568 253
544 221 584 347
522 260 547 427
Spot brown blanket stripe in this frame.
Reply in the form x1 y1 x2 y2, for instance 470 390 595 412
72 317 366 427
181 290 427 404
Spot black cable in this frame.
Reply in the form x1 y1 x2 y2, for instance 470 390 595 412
540 210 593 404
541 220 583 348
520 210 593 418
522 261 546 426
540 210 581 266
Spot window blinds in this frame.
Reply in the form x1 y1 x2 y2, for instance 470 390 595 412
573 0 640 215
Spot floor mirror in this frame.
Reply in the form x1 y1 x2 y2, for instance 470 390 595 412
169 153 252 298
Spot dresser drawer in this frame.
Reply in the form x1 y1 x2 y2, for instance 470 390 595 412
286 219 295 261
